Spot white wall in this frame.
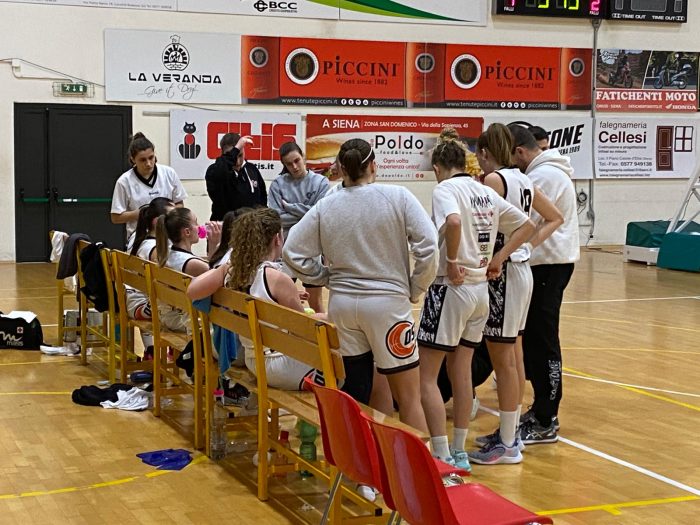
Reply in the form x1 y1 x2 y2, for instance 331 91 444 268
0 3 698 259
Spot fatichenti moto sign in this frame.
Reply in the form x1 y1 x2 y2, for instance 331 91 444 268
104 30 241 104
338 0 487 25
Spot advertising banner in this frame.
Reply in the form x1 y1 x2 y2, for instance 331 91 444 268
444 45 591 110
170 109 302 180
339 0 486 26
0 0 175 8
105 30 241 104
178 0 338 19
305 115 483 181
484 116 594 180
595 117 698 178
595 49 699 112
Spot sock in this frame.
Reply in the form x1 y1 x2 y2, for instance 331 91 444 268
516 404 522 423
499 410 518 447
452 428 469 452
430 435 451 460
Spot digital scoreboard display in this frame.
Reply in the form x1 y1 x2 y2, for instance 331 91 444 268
609 0 687 23
493 0 608 18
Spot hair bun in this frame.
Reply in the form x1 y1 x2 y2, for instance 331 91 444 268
132 132 147 141
438 127 460 143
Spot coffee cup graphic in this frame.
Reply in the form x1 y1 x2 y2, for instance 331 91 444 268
450 54 481 90
285 48 319 86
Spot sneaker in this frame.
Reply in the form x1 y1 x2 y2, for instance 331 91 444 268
520 407 560 431
356 484 377 502
442 473 465 487
470 396 480 421
449 449 472 473
475 429 525 452
468 438 523 465
519 418 558 444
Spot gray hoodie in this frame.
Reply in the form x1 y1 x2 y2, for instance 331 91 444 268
282 184 438 302
268 170 330 239
525 149 580 266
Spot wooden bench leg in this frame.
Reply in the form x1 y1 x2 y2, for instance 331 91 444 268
257 402 270 501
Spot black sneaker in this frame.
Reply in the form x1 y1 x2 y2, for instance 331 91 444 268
520 407 560 431
519 418 558 445
220 377 250 407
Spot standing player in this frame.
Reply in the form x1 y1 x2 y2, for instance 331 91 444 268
282 138 438 431
418 129 534 470
111 133 187 246
468 124 563 465
509 124 580 444
269 142 330 313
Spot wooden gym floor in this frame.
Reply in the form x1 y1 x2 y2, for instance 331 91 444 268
0 248 698 524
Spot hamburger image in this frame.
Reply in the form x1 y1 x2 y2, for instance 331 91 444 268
305 135 345 175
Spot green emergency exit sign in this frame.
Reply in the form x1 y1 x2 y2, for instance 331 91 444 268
60 83 87 94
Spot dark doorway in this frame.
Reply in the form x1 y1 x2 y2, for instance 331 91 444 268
14 104 132 262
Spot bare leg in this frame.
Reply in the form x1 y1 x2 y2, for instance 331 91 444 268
486 340 518 412
306 287 325 314
386 366 428 433
370 369 394 416
514 335 527 406
419 346 447 437
445 345 474 431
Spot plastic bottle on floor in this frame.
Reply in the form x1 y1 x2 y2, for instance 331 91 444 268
210 389 228 460
298 420 317 478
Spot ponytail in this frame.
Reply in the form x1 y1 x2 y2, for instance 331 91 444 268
155 207 193 267
131 197 173 256
226 208 281 291
338 139 375 182
476 123 514 168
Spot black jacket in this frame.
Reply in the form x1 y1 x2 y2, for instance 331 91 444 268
205 148 267 220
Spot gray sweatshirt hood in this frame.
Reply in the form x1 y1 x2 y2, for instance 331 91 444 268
525 148 575 178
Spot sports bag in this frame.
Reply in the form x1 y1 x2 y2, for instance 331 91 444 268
0 311 44 350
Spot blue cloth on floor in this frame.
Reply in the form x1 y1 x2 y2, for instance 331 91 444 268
192 296 240 375
137 449 192 471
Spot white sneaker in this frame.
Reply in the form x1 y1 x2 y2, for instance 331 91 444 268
356 484 377 502
470 396 480 420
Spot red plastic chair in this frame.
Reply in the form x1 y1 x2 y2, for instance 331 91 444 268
306 379 468 524
367 416 554 525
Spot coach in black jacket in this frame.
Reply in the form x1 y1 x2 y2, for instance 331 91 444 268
205 133 267 221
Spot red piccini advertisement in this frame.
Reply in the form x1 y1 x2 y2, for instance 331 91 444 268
278 38 407 107
306 115 483 181
595 49 699 112
443 45 591 110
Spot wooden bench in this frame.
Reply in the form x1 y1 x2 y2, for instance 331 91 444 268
200 288 425 523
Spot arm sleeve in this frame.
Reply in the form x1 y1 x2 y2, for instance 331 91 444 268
404 191 439 302
170 170 188 203
268 179 299 229
495 194 529 235
205 164 221 201
431 184 460 233
111 178 129 214
259 174 268 207
282 205 330 287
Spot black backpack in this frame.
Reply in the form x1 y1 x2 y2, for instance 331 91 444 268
0 312 44 350
79 242 118 313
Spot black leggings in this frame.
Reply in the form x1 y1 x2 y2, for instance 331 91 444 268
340 351 374 405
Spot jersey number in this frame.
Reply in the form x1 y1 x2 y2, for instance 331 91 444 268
520 188 532 214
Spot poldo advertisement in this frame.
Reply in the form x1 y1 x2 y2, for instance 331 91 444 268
169 110 303 180
305 115 483 181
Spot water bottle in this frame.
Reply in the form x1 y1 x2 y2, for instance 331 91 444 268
273 430 291 478
210 390 228 460
297 420 317 478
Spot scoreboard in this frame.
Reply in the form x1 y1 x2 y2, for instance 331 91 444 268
493 0 687 21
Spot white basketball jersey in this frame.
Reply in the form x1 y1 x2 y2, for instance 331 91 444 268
495 168 534 263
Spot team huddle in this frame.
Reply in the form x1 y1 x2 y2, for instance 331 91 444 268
111 122 579 472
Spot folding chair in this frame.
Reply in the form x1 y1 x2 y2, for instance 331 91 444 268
367 417 553 525
148 264 205 450
307 379 469 525
49 230 78 346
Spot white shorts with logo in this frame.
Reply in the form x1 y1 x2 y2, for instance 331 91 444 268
243 344 322 391
328 292 419 374
125 287 151 320
484 261 533 343
417 279 489 352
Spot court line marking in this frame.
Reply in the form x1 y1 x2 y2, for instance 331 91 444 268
537 495 700 516
0 454 208 500
0 360 74 367
480 405 700 497
564 367 700 412
563 371 700 399
564 346 700 356
561 314 700 334
564 295 699 304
